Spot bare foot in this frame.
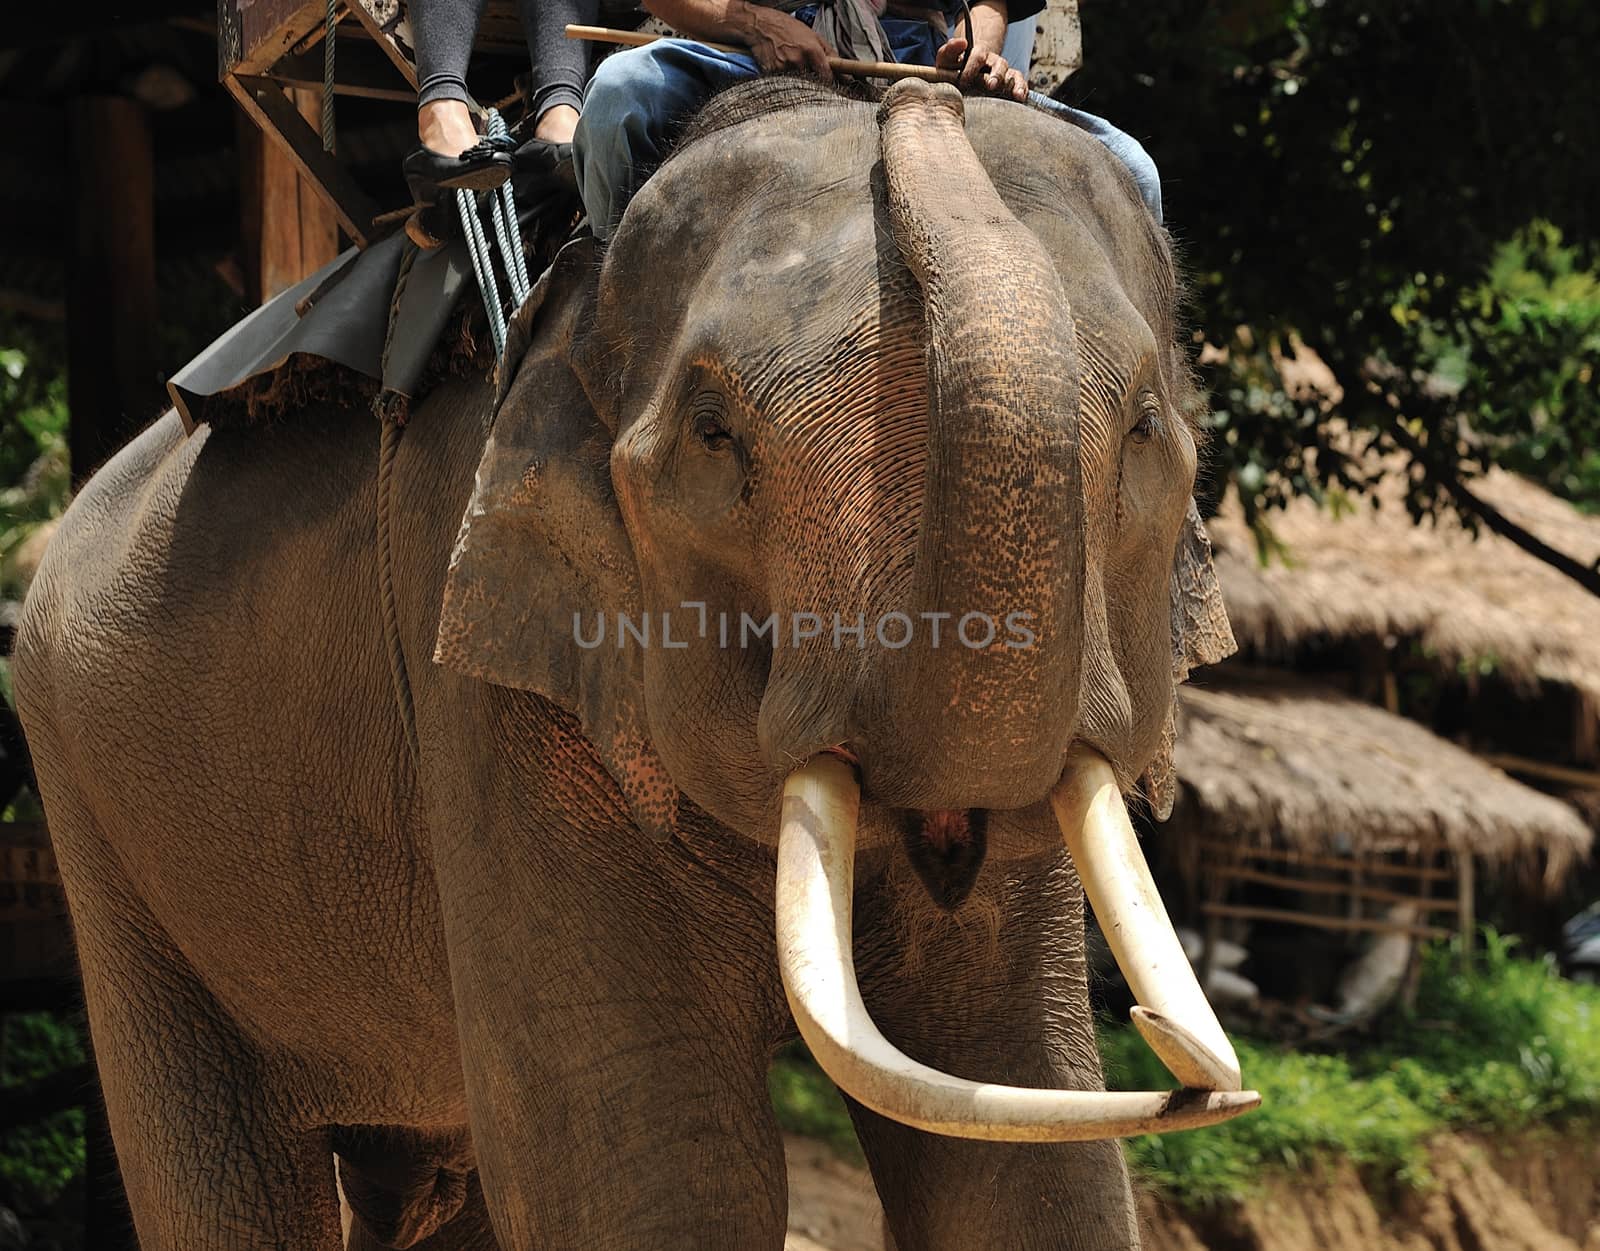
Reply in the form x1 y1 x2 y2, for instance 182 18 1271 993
534 105 579 145
418 100 479 156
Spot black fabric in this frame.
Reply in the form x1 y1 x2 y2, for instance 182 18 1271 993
167 140 585 433
167 241 399 431
999 0 1045 27
165 233 479 432
411 0 493 108
523 0 600 121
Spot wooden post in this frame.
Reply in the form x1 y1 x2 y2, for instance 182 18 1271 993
1198 908 1221 993
347 0 421 89
1398 937 1425 1010
66 97 158 486
1457 853 1476 972
1198 838 1225 992
228 75 380 246
238 86 340 305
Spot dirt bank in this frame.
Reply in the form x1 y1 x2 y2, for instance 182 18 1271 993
783 1132 1600 1251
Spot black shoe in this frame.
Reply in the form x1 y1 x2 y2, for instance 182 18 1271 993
512 137 578 198
404 137 515 204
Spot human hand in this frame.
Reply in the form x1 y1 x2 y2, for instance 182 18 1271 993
737 6 835 81
935 36 1027 101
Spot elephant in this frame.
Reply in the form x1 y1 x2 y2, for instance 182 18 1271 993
13 77 1253 1251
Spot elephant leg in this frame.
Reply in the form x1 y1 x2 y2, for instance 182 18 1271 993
454 950 789 1249
848 851 1140 1251
429 809 790 1249
46 796 343 1251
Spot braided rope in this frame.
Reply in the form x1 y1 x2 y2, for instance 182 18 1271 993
484 110 531 305
456 108 527 359
321 0 337 153
485 185 528 313
497 175 531 304
457 185 507 358
378 417 421 765
380 238 420 382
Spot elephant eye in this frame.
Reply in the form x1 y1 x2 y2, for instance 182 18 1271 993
693 410 735 454
1130 392 1162 445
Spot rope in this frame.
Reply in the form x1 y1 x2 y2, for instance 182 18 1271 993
322 0 337 153
378 417 421 765
456 107 528 360
380 238 421 382
457 184 507 358
484 110 532 306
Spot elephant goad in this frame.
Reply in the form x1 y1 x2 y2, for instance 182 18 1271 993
15 79 1252 1251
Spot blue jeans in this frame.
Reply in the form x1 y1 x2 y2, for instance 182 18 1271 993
573 36 1163 240
1001 15 1036 75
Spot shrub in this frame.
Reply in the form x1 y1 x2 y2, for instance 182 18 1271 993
1109 932 1600 1208
0 1012 86 1212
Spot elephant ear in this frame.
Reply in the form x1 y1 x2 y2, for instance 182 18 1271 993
434 237 677 840
1142 498 1236 820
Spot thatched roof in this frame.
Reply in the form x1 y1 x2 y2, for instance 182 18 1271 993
1171 674 1593 880
1208 466 1600 704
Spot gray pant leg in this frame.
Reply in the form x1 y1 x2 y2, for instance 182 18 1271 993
523 0 599 121
412 0 493 108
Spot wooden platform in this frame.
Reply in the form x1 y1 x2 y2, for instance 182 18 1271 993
218 0 617 248
220 0 425 244
220 0 1083 253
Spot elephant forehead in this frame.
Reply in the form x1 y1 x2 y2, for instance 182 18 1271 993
966 99 1150 231
689 212 889 349
634 100 876 239
597 102 879 369
964 99 1175 343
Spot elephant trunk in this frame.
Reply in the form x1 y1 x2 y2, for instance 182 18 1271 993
864 80 1085 811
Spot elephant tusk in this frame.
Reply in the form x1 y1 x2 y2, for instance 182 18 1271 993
775 755 1260 1142
1050 745 1243 1092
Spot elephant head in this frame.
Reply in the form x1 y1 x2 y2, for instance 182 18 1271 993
437 78 1250 1142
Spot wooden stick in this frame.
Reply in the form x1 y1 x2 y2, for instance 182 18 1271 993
1210 864 1461 912
1457 853 1475 972
564 24 960 84
1197 841 1456 881
1481 752 1600 790
1199 902 1451 942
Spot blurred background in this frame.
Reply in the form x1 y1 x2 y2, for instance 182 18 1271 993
2 1 1597 1248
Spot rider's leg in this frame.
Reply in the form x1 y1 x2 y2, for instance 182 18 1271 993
524 0 599 144
573 41 762 239
1028 95 1164 223
412 0 494 156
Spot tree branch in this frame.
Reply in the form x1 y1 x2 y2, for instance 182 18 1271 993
1380 416 1600 599
1321 344 1600 600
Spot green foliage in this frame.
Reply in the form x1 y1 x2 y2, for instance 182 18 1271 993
0 315 70 597
1377 930 1600 1125
1414 223 1600 508
0 1012 87 1210
768 1041 864 1163
1072 0 1600 519
1106 1030 1441 1206
1106 933 1600 1209
767 937 1600 1207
